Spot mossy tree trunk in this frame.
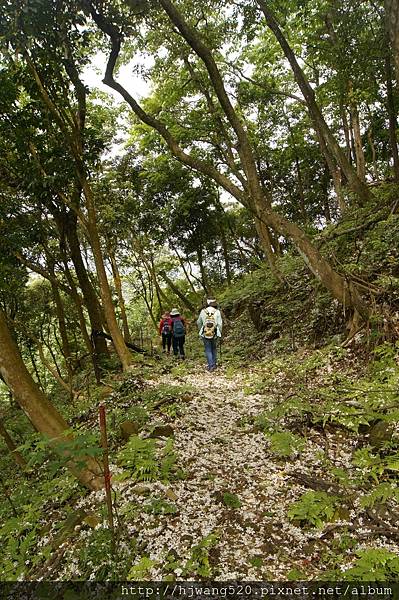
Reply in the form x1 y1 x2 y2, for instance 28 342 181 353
0 310 103 491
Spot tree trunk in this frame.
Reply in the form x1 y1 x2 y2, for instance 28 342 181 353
313 114 346 213
148 253 168 314
22 65 109 360
0 418 27 468
81 178 132 370
187 256 206 289
284 109 307 221
64 212 109 357
158 270 197 313
49 278 74 385
253 213 282 279
213 196 234 282
385 0 399 88
60 256 102 383
340 102 353 164
295 156 307 222
349 111 357 172
0 310 102 490
169 241 197 293
385 54 399 181
367 128 378 181
50 283 71 361
332 166 346 213
162 0 369 313
269 230 282 256
225 218 253 264
320 164 332 223
258 0 373 205
61 260 93 354
349 86 366 182
25 47 129 366
196 246 210 294
34 331 73 394
219 222 232 284
88 0 370 320
109 248 132 343
135 268 158 329
263 209 369 319
28 345 44 391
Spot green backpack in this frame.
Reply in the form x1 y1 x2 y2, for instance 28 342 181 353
173 318 185 337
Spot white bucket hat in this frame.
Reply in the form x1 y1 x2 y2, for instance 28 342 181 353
170 308 180 316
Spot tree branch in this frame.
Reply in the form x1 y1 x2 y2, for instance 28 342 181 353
84 0 246 204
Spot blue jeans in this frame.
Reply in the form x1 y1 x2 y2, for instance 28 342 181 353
203 337 217 370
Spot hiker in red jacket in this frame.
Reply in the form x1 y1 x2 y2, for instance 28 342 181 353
170 308 186 359
159 312 172 354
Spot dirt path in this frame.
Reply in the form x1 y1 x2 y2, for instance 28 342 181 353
55 360 399 580
119 366 323 579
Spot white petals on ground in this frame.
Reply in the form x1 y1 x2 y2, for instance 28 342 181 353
50 364 398 580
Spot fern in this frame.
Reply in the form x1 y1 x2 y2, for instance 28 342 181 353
288 491 340 528
160 438 177 480
183 532 220 578
342 548 399 581
267 431 305 457
117 436 159 482
360 483 398 509
117 435 178 482
143 498 178 515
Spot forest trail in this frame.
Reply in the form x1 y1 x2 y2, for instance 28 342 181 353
31 351 399 581
106 361 342 580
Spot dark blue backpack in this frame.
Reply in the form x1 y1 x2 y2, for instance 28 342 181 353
173 318 185 337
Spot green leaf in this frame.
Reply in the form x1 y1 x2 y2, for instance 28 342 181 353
222 492 242 509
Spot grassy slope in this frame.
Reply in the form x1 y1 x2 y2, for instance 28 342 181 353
220 183 399 355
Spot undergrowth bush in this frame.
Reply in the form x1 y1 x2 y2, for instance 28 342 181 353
288 491 341 528
341 548 399 580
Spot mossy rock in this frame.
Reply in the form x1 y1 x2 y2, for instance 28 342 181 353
83 514 102 528
148 425 174 438
120 420 140 440
98 385 114 399
369 421 393 449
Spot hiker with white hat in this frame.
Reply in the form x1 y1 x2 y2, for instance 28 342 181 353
170 308 187 359
197 299 223 372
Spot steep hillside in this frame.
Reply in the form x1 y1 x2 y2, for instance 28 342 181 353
220 188 399 359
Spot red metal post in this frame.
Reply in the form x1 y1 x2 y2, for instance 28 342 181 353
99 404 115 552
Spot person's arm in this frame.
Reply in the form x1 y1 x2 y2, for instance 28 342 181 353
159 319 163 335
197 310 204 330
216 310 223 336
